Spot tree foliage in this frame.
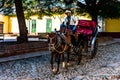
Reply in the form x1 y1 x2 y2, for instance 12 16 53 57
0 0 28 43
0 0 14 15
1 0 120 42
77 0 120 20
1 0 120 20
0 0 75 18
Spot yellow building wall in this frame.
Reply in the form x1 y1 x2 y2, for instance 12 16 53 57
0 14 10 33
8 17 12 33
2 13 120 33
105 19 120 32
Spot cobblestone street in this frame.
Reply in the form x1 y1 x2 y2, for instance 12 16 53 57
0 42 120 80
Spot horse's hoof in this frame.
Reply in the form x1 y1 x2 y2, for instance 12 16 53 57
67 62 71 67
52 69 60 74
91 56 94 59
53 71 60 75
77 62 80 65
62 62 66 69
53 71 57 75
52 68 56 73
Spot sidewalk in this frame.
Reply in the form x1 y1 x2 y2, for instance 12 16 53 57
98 37 120 46
0 36 48 62
0 51 50 63
0 42 119 80
0 36 119 63
0 36 47 42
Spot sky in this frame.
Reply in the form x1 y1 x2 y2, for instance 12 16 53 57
78 0 86 5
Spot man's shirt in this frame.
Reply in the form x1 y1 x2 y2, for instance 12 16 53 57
64 16 76 26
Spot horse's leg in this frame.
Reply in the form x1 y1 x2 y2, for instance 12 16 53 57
66 51 70 67
55 53 58 62
62 53 65 69
77 35 83 65
56 54 61 73
77 48 82 65
84 36 88 53
51 51 55 72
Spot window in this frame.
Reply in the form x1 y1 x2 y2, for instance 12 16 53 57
26 20 36 34
0 22 3 33
46 19 52 33
32 20 36 33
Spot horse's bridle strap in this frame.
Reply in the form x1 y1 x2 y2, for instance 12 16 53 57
49 36 68 53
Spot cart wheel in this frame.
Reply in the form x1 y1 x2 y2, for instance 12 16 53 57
91 39 98 59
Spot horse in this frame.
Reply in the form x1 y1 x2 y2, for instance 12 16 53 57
48 30 82 74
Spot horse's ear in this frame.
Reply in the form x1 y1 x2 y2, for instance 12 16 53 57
47 33 50 36
48 33 52 38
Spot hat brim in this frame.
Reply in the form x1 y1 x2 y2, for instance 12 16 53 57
65 12 71 14
65 10 71 14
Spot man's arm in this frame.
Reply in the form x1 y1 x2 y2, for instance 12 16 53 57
72 16 77 24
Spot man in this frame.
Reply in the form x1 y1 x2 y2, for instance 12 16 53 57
60 10 77 46
60 10 77 33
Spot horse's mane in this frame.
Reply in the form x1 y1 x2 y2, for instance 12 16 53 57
48 31 72 53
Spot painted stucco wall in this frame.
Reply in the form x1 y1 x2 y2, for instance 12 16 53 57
32 16 61 33
0 14 9 33
2 13 120 34
10 15 61 34
105 19 120 32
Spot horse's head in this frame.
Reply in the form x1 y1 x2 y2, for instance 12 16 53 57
48 30 74 53
48 32 56 44
48 32 59 51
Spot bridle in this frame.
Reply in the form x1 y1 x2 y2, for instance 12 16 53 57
48 32 68 54
48 35 56 51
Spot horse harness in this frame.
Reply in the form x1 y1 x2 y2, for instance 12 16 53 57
48 33 68 54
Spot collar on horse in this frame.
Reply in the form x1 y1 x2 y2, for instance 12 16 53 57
48 32 68 54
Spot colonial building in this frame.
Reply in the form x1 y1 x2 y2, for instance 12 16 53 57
0 14 120 38
10 15 61 34
0 14 10 34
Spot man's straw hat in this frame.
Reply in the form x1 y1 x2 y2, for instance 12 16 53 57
65 10 71 14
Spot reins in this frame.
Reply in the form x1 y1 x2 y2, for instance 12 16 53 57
48 33 68 54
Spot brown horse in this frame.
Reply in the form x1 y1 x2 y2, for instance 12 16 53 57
48 32 70 74
48 31 82 74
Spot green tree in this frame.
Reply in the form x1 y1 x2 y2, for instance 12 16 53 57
2 0 120 42
76 0 120 22
14 0 28 43
0 0 67 43
0 0 28 43
0 0 67 18
0 0 14 15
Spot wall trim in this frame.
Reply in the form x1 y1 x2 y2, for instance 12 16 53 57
99 32 120 38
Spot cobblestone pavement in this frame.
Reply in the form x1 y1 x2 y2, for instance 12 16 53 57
0 42 120 80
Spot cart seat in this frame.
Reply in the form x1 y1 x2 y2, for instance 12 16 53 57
76 20 96 36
